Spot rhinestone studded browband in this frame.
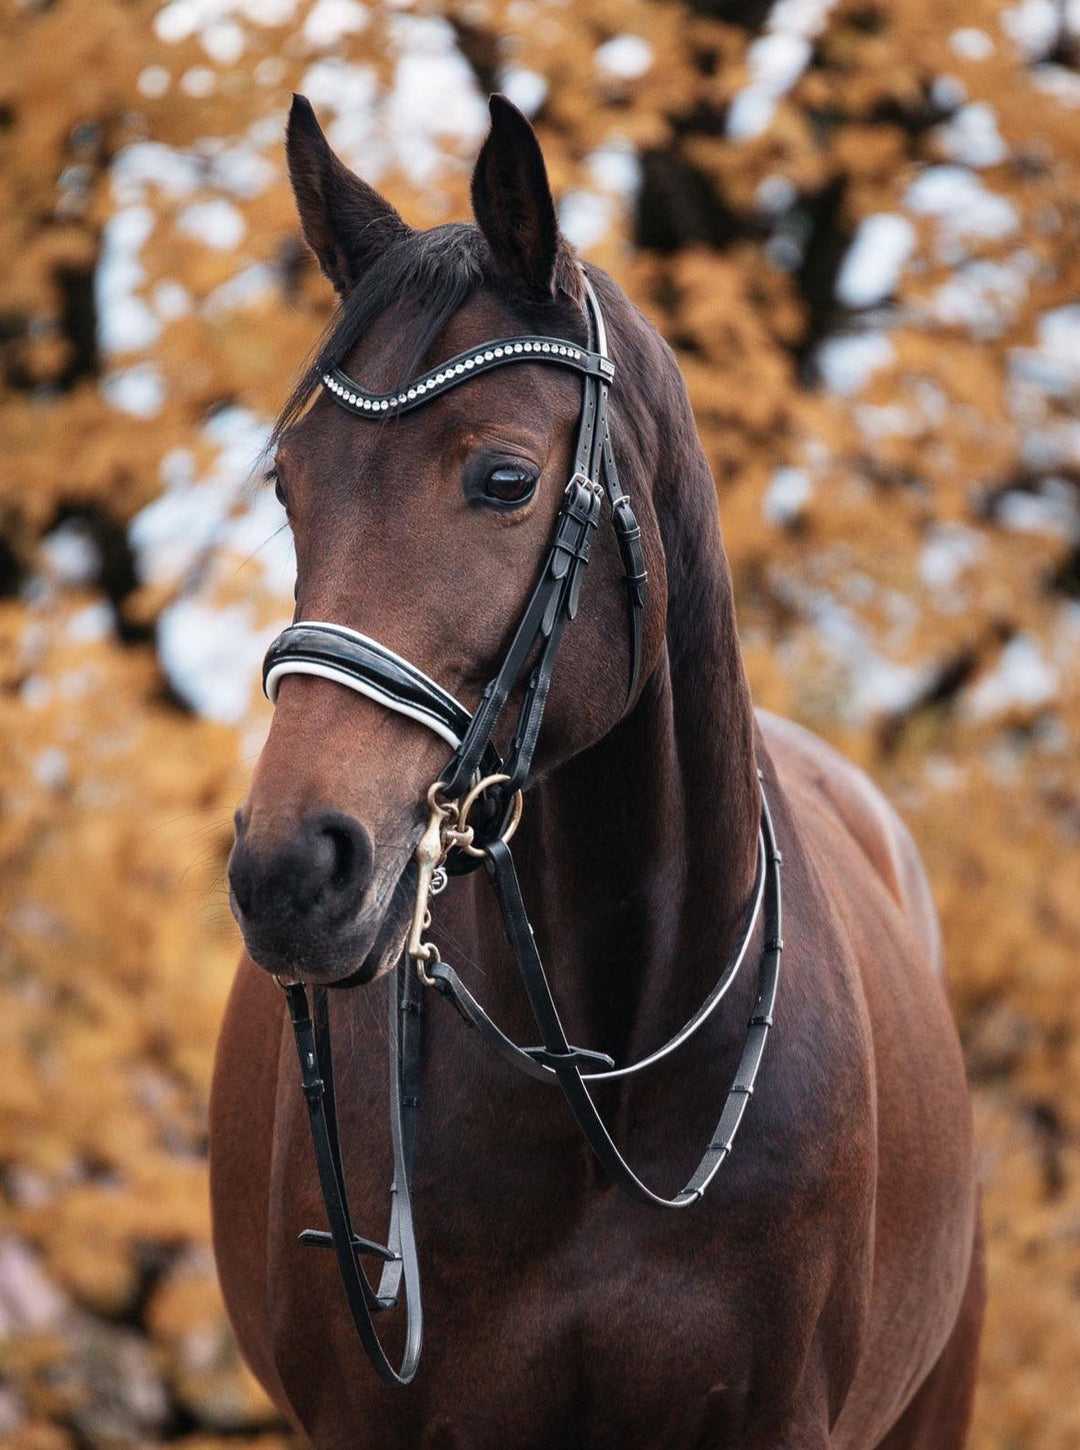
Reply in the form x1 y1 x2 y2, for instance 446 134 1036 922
321 334 615 418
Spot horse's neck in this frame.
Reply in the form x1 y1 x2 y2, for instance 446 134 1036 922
513 439 761 1063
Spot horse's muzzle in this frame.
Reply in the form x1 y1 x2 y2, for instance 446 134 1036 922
228 807 386 981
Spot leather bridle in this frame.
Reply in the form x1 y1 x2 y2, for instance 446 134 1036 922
260 277 783 1385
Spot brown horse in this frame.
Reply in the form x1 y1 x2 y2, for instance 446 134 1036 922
210 95 983 1448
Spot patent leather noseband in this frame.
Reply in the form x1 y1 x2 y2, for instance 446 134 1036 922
261 277 783 1385
265 622 472 749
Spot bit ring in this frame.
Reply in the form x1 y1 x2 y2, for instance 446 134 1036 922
455 773 524 859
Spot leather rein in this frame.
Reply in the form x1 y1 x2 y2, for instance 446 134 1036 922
261 278 784 1385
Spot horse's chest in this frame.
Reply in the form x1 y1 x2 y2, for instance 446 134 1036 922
419 1230 753 1447
267 1002 853 1448
283 1203 801 1450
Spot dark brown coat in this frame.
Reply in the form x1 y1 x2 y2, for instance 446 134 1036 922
210 96 982 1449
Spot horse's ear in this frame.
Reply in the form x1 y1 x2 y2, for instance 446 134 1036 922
286 94 408 296
471 94 561 300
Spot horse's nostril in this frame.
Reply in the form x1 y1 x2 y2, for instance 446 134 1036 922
323 825 356 892
314 812 372 903
231 871 253 917
228 810 374 937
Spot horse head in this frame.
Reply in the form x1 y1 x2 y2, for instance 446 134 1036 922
228 95 667 985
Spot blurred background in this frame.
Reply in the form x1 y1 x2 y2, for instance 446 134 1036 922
2 0 1079 1445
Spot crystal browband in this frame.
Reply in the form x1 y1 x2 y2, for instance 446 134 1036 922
321 335 615 418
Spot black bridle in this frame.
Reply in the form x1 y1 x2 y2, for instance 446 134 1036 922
261 278 783 1385
265 278 646 798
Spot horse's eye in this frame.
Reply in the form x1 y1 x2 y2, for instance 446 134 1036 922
483 465 537 505
267 468 288 510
